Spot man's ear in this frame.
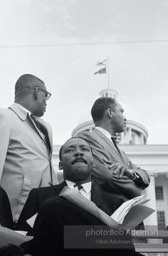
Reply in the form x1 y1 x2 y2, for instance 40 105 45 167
59 161 63 170
107 108 114 118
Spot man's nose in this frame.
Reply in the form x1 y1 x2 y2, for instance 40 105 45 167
74 149 83 156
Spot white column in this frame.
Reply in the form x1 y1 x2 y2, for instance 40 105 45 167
144 172 158 226
140 133 144 144
144 172 164 244
124 127 132 144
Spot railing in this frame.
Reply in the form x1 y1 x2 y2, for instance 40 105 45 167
134 229 168 255
135 243 168 256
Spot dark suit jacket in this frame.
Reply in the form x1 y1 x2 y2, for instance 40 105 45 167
78 129 150 201
0 186 13 229
16 181 125 235
21 195 142 256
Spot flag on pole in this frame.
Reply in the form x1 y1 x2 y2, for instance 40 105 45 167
96 59 108 66
94 67 106 75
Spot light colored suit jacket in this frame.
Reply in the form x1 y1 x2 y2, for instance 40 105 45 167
0 103 58 221
78 129 150 201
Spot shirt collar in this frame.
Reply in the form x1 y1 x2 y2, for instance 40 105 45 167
95 126 112 141
65 180 91 193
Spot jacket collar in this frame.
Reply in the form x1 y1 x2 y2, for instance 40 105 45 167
93 128 125 163
9 103 29 121
93 128 118 152
53 181 67 192
95 127 112 141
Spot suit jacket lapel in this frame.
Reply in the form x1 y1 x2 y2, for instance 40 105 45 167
9 104 51 150
32 117 53 153
53 181 67 194
10 104 53 154
93 129 126 164
94 129 119 155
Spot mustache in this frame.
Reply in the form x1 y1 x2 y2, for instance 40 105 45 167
72 157 87 165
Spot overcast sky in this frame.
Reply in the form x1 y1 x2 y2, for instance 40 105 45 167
0 0 168 145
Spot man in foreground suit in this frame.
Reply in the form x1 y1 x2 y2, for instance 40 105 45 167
0 74 58 222
16 137 125 235
20 137 143 256
0 186 13 229
78 97 150 204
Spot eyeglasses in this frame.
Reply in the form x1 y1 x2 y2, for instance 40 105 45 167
34 87 52 100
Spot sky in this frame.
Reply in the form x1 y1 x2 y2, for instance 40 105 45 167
0 0 168 145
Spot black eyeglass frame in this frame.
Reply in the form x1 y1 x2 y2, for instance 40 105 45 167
34 86 52 100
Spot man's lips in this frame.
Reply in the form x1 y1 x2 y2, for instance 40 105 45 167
72 158 87 165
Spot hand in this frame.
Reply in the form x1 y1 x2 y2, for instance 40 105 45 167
105 160 135 179
107 162 127 178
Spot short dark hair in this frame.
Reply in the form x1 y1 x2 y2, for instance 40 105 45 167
91 97 116 123
15 74 44 98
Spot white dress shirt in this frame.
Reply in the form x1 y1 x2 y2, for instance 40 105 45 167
65 180 91 200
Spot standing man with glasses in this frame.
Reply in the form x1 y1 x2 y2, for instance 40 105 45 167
0 74 58 224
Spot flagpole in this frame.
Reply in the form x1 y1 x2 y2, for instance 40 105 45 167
107 56 110 90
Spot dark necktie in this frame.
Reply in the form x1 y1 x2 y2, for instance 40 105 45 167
74 183 83 191
74 184 90 200
30 115 51 151
27 114 53 186
111 137 121 156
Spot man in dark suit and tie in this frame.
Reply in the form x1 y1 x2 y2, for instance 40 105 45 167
0 186 13 229
78 97 150 204
16 137 125 236
20 137 143 256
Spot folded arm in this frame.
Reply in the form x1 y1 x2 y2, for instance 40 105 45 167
78 131 150 190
